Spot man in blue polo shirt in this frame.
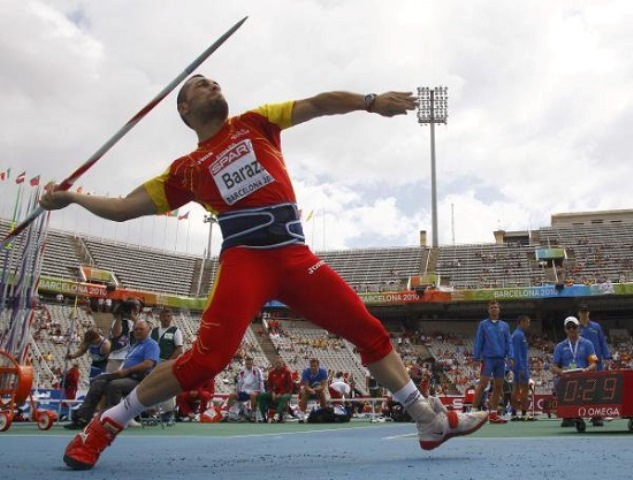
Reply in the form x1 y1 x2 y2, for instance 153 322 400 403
472 300 514 423
297 358 328 422
65 320 160 429
552 316 598 427
578 304 610 371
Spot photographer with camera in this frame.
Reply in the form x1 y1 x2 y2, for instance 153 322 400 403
106 298 143 373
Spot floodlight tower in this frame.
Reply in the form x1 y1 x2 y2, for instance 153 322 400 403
417 86 448 248
203 213 218 260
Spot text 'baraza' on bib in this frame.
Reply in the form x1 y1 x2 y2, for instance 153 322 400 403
210 139 275 205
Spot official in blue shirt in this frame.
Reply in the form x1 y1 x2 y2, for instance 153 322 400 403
552 316 598 372
510 315 532 420
472 300 514 423
577 304 611 371
552 316 598 427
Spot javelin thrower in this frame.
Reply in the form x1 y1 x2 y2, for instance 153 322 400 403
40 22 488 473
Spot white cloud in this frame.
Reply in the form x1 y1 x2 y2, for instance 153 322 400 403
1 0 632 256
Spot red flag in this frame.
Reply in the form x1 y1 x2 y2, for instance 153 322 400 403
0 171 5 181
29 175 40 187
15 171 26 184
178 211 190 220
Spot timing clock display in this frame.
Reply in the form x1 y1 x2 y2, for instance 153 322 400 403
556 372 623 406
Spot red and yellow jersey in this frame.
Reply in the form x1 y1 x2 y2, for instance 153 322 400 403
143 102 297 214
266 366 294 395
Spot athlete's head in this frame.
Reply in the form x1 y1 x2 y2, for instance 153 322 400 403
244 356 254 369
488 300 500 320
309 358 320 373
177 74 229 129
83 329 102 344
517 314 531 330
274 356 285 369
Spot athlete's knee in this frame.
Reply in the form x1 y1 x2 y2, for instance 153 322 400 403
357 328 393 365
173 353 224 391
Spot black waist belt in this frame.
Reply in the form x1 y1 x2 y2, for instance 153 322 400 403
217 203 305 252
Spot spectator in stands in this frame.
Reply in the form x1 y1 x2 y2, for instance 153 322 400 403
106 298 142 373
472 300 514 424
67 329 111 383
552 316 598 427
226 356 265 422
510 315 533 421
176 378 215 421
42 76 487 470
151 307 184 424
64 320 159 430
258 355 293 423
298 358 328 422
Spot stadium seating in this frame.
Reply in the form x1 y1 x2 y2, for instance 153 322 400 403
3 214 633 401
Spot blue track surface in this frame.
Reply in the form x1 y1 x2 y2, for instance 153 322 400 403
1 422 632 480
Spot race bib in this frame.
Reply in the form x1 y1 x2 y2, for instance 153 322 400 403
210 139 275 205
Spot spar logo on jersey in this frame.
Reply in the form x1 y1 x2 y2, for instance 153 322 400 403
210 141 251 175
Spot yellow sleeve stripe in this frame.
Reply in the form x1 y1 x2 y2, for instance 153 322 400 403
142 171 171 214
251 101 294 130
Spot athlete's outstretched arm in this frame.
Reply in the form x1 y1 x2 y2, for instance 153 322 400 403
39 184 157 222
291 91 417 126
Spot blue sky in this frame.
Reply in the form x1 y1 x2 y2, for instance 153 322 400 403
1 0 632 256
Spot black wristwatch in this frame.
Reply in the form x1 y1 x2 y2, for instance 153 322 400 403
364 93 378 112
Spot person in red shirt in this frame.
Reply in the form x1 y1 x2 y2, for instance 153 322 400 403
64 363 81 400
258 356 293 422
176 378 215 421
42 75 488 470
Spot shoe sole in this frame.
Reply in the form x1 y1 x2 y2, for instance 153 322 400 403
419 415 488 451
63 455 93 470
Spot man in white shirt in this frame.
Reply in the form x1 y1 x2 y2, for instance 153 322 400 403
227 356 265 422
329 371 351 399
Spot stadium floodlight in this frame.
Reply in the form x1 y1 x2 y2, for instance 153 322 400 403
203 214 218 260
417 86 448 248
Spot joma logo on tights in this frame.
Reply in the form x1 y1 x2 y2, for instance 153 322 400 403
308 260 325 275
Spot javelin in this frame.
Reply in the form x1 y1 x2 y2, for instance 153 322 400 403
0 16 248 250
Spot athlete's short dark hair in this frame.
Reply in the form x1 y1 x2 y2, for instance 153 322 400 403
177 74 204 127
